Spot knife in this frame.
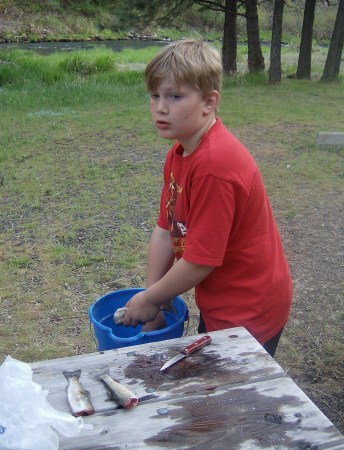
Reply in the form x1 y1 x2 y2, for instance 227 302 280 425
160 335 212 371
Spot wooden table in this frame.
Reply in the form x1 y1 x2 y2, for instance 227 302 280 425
31 327 344 449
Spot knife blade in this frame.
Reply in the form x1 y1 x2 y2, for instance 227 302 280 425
160 335 212 371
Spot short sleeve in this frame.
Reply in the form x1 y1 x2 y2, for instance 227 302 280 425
182 175 236 266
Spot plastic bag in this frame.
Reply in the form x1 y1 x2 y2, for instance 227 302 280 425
0 355 89 450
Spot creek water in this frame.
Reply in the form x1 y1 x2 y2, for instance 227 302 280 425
0 39 167 54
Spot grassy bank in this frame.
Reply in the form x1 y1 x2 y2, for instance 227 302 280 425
0 40 334 93
0 46 344 431
0 0 339 45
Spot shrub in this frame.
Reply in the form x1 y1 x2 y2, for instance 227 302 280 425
58 50 116 76
313 5 337 43
0 61 21 86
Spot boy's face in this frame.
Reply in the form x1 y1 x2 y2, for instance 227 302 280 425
149 77 217 155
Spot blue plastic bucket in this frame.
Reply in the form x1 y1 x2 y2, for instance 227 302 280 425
88 288 189 351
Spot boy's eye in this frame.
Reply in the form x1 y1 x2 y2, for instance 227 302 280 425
149 93 183 101
170 94 182 100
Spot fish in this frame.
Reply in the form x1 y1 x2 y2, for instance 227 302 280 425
63 369 95 416
98 371 138 409
113 307 128 325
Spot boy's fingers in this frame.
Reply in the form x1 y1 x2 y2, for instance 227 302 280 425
121 312 130 326
126 318 144 328
122 312 145 328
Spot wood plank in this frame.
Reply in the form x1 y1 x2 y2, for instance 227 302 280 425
57 377 344 450
31 328 286 414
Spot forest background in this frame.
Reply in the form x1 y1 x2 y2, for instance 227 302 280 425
1 0 338 43
0 0 343 439
1 0 343 82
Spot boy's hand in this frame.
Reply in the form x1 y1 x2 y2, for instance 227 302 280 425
122 291 160 328
142 311 166 332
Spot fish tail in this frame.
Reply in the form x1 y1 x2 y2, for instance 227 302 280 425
63 369 82 380
96 368 109 380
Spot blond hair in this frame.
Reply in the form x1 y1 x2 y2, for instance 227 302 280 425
145 39 223 96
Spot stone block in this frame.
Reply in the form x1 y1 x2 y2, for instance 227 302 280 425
316 132 344 149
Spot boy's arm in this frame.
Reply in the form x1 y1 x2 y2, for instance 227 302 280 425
147 258 214 305
123 257 214 327
140 224 175 331
146 224 175 286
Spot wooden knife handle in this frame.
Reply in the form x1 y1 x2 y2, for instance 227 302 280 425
181 335 212 356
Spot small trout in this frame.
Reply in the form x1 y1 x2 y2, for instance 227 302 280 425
63 369 95 416
98 372 138 409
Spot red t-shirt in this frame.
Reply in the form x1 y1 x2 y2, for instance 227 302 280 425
157 118 292 344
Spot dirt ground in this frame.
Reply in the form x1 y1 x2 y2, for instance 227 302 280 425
0 113 343 438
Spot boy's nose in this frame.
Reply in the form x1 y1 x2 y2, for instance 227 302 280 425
156 98 168 114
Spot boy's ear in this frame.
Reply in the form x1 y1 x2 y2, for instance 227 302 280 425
203 90 220 115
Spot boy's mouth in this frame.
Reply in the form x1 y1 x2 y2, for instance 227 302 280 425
156 120 170 130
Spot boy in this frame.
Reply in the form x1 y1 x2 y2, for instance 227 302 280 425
122 39 292 356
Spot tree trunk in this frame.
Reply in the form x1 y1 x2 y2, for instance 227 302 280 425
246 0 265 72
296 0 316 79
321 0 344 81
333 37 343 77
269 0 284 83
222 0 238 74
